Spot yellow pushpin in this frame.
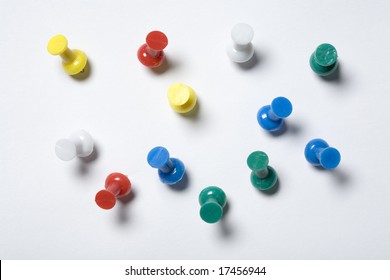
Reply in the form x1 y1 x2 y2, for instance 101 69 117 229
167 83 197 114
47 34 87 75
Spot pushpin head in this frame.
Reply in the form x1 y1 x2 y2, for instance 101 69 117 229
95 173 131 210
304 138 341 169
167 83 197 113
231 23 254 45
47 34 68 55
271 97 293 119
226 23 255 63
55 139 77 161
310 43 338 76
147 146 185 185
55 129 94 161
257 96 293 132
147 146 170 169
247 151 278 190
95 190 116 210
146 31 168 51
137 31 168 68
47 34 88 75
199 186 227 223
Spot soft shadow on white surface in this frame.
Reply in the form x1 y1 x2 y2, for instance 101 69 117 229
117 189 137 224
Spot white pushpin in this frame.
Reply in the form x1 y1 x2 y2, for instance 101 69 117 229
226 23 255 63
55 130 94 161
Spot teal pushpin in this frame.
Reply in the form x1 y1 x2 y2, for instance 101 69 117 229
199 186 227 223
247 151 278 190
310 43 338 76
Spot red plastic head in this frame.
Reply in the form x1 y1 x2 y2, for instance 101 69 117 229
95 172 131 210
137 31 168 68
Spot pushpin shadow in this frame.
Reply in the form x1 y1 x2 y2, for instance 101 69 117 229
259 179 280 195
150 58 173 75
79 144 99 163
117 189 136 224
76 144 99 175
319 63 343 83
71 60 92 81
269 121 301 137
168 172 189 191
179 100 200 120
330 168 350 186
237 51 260 70
219 201 234 237
313 166 350 187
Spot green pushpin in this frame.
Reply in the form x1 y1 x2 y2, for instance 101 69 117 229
199 186 227 224
309 43 338 76
247 151 278 190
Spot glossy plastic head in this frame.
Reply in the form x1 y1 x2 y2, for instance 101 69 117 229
47 34 68 55
247 151 278 190
137 31 168 68
167 82 197 113
310 43 338 76
257 96 293 132
95 172 131 210
226 23 254 63
199 186 227 223
147 146 185 185
304 138 341 169
55 130 94 161
146 31 168 51
271 97 293 119
47 34 87 75
231 23 254 45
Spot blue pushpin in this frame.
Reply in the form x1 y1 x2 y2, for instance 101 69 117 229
147 146 185 185
257 97 293 132
304 139 341 169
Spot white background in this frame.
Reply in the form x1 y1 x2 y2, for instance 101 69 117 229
1 0 389 259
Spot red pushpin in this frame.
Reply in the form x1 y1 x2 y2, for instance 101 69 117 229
95 173 131 210
137 31 168 68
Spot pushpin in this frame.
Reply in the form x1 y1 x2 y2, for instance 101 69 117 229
247 151 278 190
95 173 131 210
310 43 338 76
199 186 227 223
47 34 88 75
226 23 255 63
137 31 168 68
167 82 197 113
304 138 341 169
55 130 94 161
257 96 293 132
147 146 185 185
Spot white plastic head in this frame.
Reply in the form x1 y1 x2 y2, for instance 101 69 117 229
226 23 255 63
55 129 94 161
231 23 254 45
55 139 77 161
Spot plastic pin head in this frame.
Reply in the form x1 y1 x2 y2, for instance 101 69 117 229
199 186 227 223
95 173 132 210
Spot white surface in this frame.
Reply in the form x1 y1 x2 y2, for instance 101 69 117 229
1 0 390 259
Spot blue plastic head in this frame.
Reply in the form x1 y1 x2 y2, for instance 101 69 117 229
304 138 340 169
147 146 185 185
271 97 293 119
257 96 293 132
147 146 170 169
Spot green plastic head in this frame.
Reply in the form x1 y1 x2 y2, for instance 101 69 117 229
199 186 227 223
314 43 338 67
310 43 338 76
247 151 269 172
247 151 278 190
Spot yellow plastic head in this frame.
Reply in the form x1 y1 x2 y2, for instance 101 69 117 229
167 83 197 113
